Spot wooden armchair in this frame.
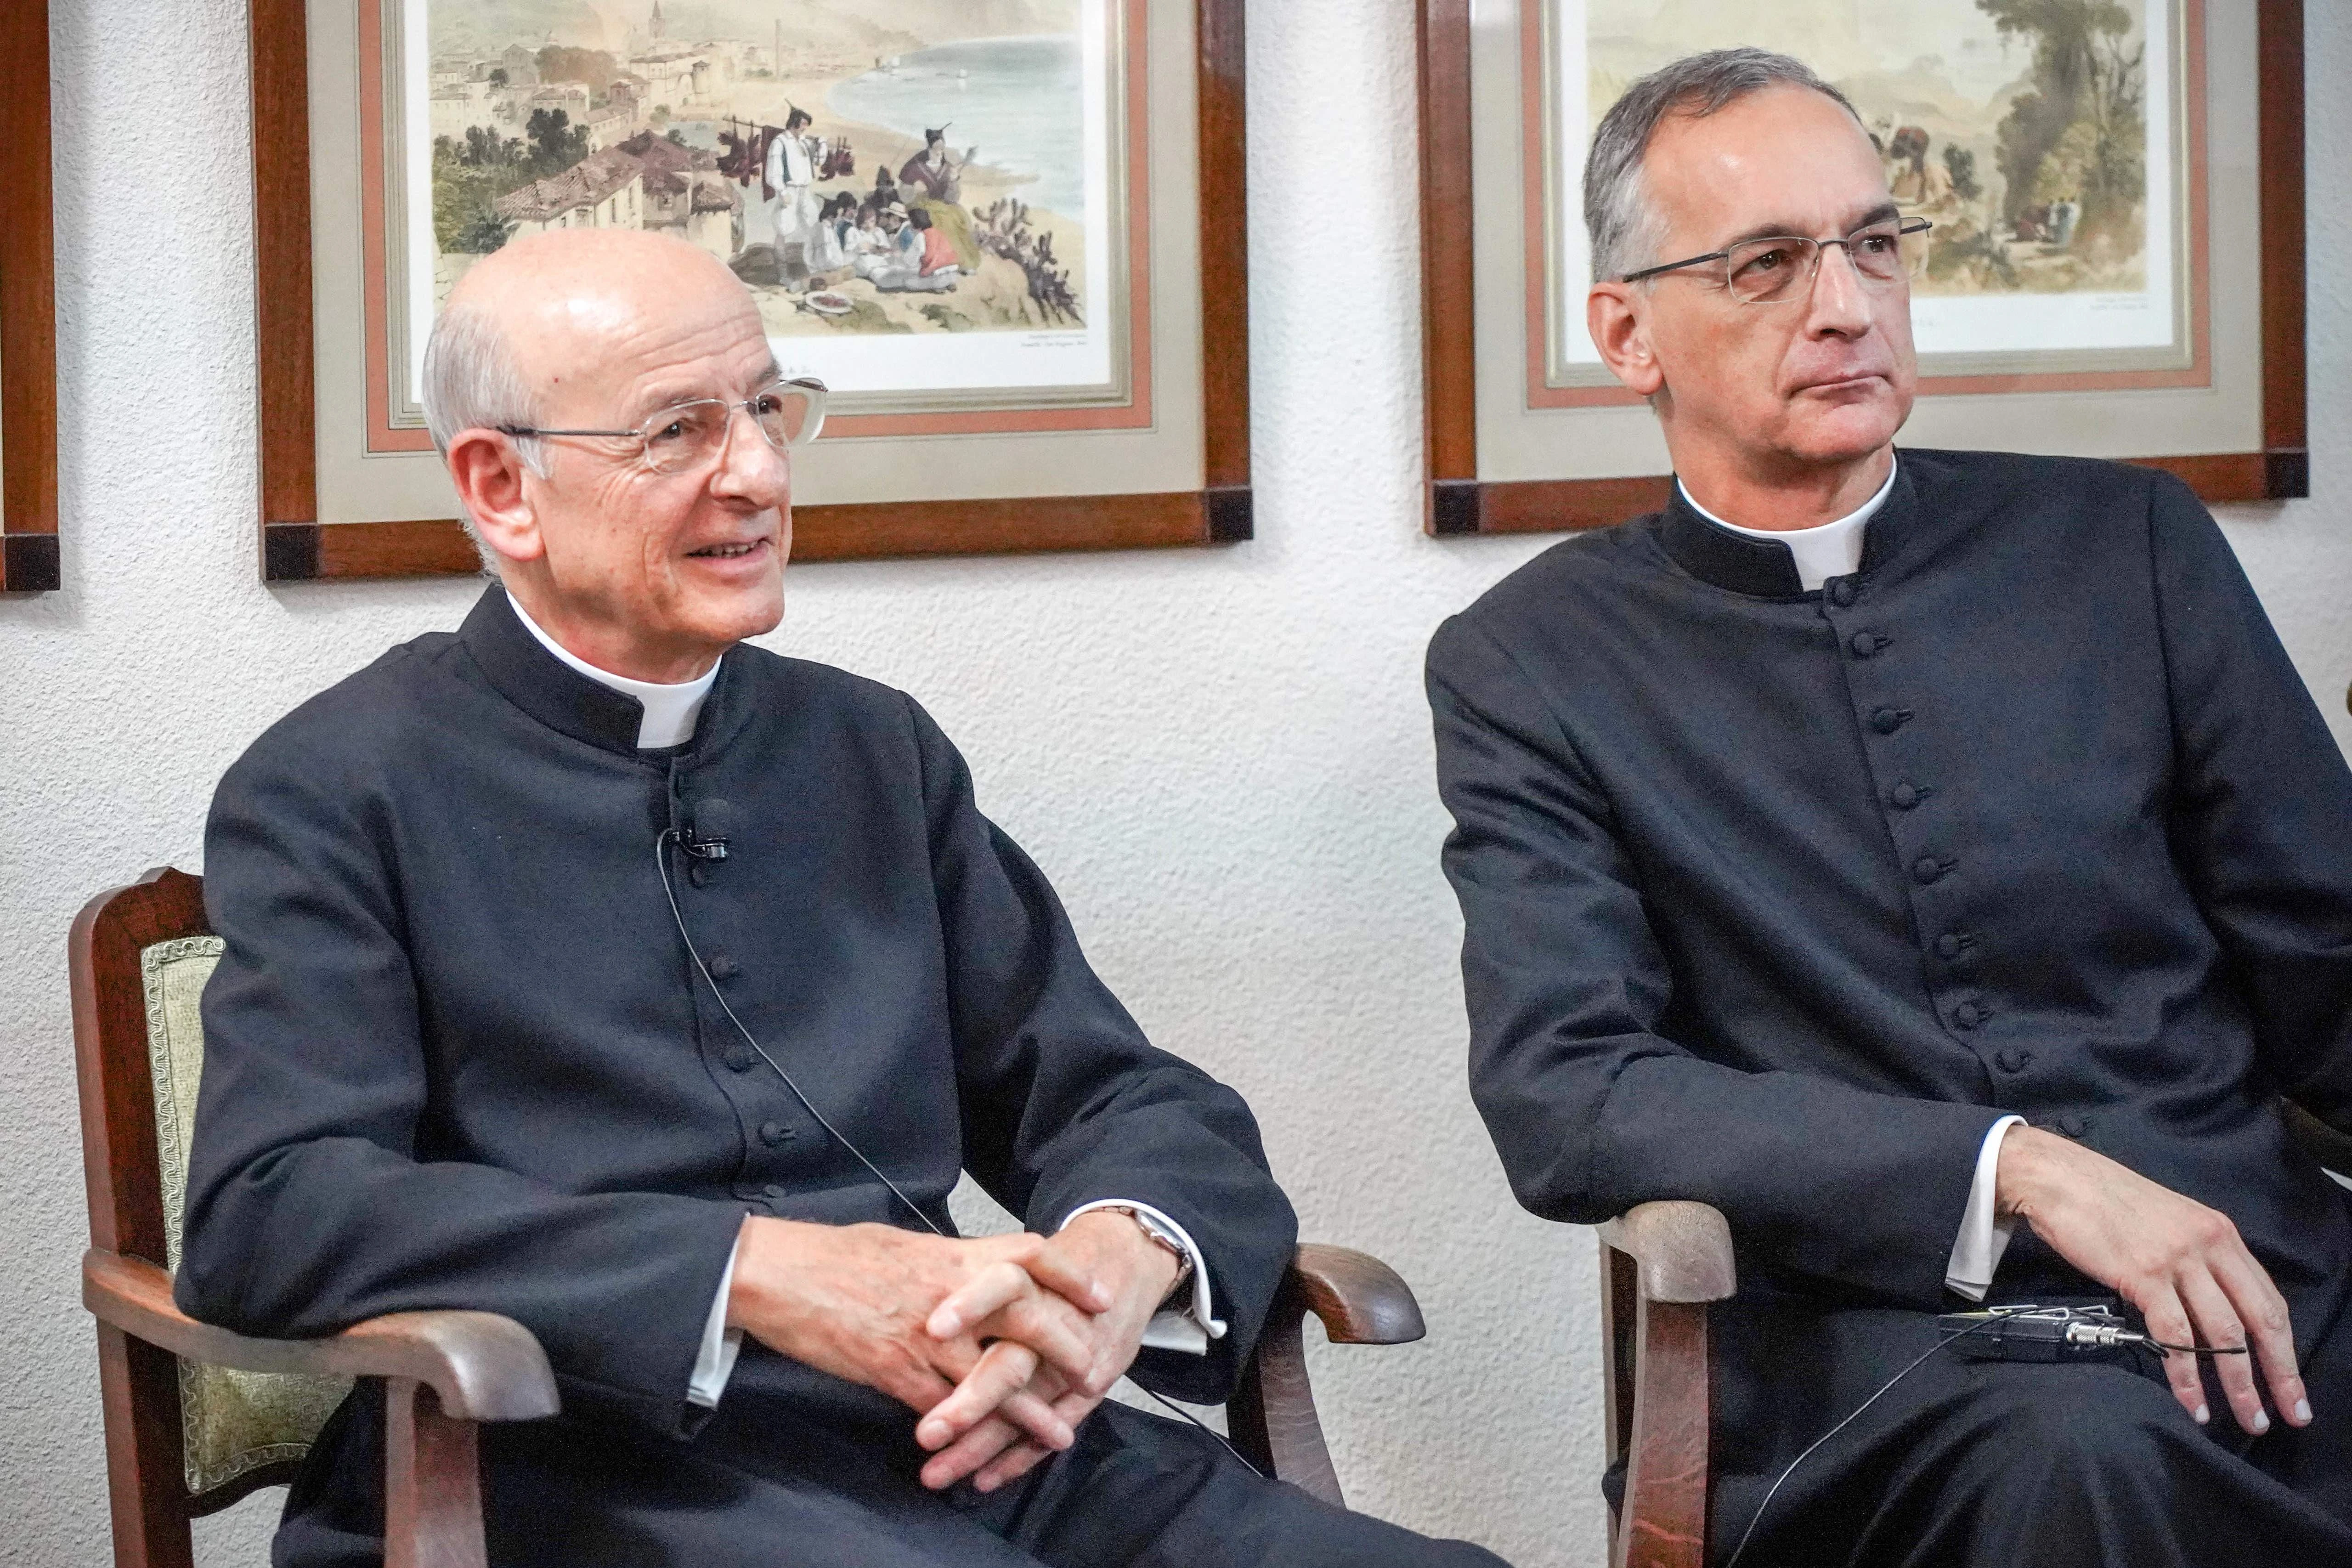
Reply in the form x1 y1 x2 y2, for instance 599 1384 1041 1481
71 867 1427 1567
1596 1111 2352 1568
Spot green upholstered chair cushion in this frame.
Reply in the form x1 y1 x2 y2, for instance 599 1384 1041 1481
143 937 351 1496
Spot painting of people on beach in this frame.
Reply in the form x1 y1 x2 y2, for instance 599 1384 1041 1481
406 0 1130 408
1543 0 2191 378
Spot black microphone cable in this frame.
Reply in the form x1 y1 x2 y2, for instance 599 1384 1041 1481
652 825 1261 1475
1721 1306 2256 1568
654 825 946 1239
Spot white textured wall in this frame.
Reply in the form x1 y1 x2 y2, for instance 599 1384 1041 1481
4 4 2346 1565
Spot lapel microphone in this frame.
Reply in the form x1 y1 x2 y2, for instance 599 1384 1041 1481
681 798 733 861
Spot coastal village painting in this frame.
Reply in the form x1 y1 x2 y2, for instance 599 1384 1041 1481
423 1 1097 347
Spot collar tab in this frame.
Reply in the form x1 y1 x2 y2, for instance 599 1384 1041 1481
1657 486 1807 598
459 585 649 757
1657 457 1920 598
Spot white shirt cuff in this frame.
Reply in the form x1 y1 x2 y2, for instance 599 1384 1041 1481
686 1236 745 1409
1945 1115 2025 1302
1060 1200 1226 1355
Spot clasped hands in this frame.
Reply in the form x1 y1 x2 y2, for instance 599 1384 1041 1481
726 1210 1182 1492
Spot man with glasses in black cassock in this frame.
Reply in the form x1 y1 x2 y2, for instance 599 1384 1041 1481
1430 47 2352 1568
180 226 1501 1568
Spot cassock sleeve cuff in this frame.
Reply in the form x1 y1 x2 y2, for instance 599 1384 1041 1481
1061 1200 1226 1354
686 1234 745 1409
1945 1115 2024 1302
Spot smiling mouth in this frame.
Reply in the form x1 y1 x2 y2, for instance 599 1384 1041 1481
688 539 767 560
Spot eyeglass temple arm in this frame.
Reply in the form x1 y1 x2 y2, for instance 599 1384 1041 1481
498 426 638 438
1618 253 1726 284
1618 216 1931 286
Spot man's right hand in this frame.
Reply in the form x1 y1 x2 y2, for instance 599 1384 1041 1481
1996 1123 2311 1435
724 1217 1113 1454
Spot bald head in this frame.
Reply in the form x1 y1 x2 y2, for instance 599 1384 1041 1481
424 227 795 684
424 229 765 469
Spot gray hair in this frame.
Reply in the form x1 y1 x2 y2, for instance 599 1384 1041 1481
420 297 549 572
1584 48 1862 284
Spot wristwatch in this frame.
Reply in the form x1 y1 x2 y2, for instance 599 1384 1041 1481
1097 1204 1194 1301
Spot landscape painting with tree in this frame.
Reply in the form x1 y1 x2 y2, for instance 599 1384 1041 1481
1541 0 2194 389
396 0 1137 426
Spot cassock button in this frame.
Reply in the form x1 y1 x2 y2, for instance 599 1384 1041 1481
1996 1049 2034 1073
1913 855 1950 884
759 1120 794 1147
1850 631 1886 658
1953 1001 1985 1029
1829 579 1859 607
725 1047 757 1072
1889 783 1923 810
2056 1114 2091 1138
1934 931 1967 959
1871 707 1913 735
708 953 741 982
763 1183 789 1200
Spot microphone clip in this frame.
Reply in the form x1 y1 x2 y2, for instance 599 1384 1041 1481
675 798 734 862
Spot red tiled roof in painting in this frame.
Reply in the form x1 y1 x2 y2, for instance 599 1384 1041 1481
492 146 644 222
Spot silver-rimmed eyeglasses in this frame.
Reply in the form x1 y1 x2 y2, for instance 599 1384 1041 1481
498 377 829 475
1620 216 1934 305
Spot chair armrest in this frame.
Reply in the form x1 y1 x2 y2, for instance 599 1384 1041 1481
83 1248 560 1423
2286 1100 2352 1178
1596 1201 1736 1304
1285 1243 1426 1345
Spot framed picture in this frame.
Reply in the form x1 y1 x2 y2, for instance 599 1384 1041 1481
249 0 1249 582
1416 0 2307 538
1 0 59 594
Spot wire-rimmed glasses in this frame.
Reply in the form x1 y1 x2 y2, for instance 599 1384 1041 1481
1621 216 1934 305
498 377 829 475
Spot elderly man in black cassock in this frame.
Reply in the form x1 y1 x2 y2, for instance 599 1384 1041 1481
180 227 1502 1568
1429 48 2352 1568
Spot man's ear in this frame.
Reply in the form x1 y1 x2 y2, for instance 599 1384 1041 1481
1587 283 1665 399
443 430 544 567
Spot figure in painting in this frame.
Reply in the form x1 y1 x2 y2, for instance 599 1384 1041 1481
907 206 964 290
849 203 952 294
802 192 859 283
763 107 822 260
899 127 964 203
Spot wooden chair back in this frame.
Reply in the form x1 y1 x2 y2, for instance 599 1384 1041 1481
71 867 346 1568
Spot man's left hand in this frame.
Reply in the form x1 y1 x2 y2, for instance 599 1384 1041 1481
913 1209 1182 1491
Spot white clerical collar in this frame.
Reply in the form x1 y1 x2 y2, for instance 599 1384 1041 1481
506 593 719 750
1678 459 1899 592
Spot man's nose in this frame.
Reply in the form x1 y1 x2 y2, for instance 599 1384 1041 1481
712 406 792 503
1805 243 1874 338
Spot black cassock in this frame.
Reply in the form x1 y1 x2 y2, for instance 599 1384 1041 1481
183 586 1497 1568
1428 450 2352 1567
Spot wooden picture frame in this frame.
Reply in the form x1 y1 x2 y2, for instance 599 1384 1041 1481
1416 0 2308 539
1 0 60 593
247 0 1250 583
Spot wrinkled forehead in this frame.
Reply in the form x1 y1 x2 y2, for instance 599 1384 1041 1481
1642 85 1891 251
520 281 778 423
